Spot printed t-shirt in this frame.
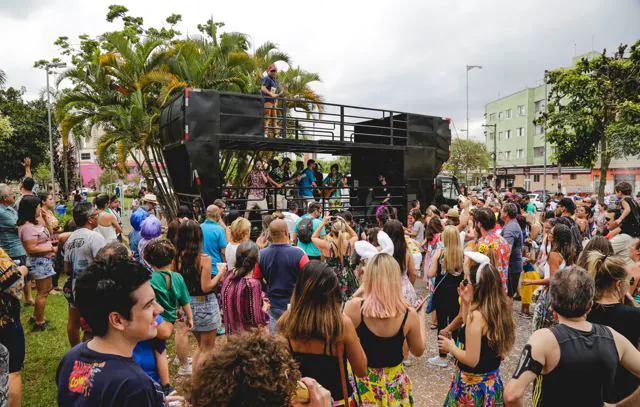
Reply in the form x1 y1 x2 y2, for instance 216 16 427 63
56 342 164 407
64 228 106 276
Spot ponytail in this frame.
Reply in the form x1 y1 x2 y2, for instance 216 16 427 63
586 251 628 300
231 241 260 281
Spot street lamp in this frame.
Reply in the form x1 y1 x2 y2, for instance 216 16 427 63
482 124 497 188
45 61 66 208
465 65 482 187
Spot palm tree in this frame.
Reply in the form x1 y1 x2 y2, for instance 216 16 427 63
0 69 6 87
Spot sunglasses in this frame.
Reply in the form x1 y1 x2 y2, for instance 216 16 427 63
462 279 472 287
269 70 277 73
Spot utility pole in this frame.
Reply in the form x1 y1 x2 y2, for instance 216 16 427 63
543 70 548 196
482 124 497 189
45 62 66 207
465 65 482 187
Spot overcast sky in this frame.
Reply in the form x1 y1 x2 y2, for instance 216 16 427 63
1 0 639 140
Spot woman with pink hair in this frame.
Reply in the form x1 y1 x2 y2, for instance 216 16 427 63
344 253 426 406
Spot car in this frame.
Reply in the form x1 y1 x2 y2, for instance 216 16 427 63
528 193 546 212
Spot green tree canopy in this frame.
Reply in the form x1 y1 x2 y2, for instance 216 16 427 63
539 41 640 199
49 5 323 218
443 138 491 182
0 87 50 182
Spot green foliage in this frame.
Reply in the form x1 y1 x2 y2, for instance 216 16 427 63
0 114 13 139
33 163 52 186
443 138 491 180
539 41 640 199
98 168 120 187
0 87 50 182
50 5 323 218
315 156 352 174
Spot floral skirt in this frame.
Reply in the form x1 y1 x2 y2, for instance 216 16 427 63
357 364 413 406
443 367 504 407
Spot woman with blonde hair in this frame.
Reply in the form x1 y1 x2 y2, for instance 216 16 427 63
427 225 465 368
278 261 367 406
312 215 359 302
587 253 640 403
225 217 251 270
344 253 426 406
439 259 516 406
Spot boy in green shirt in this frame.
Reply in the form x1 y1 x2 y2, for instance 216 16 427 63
143 239 193 396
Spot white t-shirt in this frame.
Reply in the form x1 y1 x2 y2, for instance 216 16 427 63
225 242 239 270
64 228 106 276
283 211 300 240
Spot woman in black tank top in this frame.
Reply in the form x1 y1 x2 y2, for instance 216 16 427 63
344 253 426 406
439 258 515 406
277 261 367 405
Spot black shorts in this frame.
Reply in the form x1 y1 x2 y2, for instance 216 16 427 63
0 322 25 373
507 273 521 297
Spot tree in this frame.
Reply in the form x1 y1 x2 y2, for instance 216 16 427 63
53 142 79 194
443 139 491 183
0 87 50 182
539 41 640 200
49 5 324 218
33 163 52 188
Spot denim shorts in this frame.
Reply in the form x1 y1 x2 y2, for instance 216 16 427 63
27 257 55 281
190 294 221 333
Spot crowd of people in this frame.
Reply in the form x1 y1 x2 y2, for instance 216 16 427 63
1 155 640 406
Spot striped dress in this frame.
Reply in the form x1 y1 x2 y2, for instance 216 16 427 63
220 273 269 335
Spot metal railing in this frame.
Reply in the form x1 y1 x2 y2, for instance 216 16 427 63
218 92 411 146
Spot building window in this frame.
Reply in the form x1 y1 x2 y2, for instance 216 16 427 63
498 112 504 121
534 100 546 113
489 113 496 121
506 109 512 119
505 130 512 139
516 149 524 159
518 105 526 115
535 124 544 135
498 152 503 159
533 174 540 182
81 153 91 160
534 147 545 157
498 131 503 140
570 174 577 180
488 132 495 141
505 151 511 160
517 127 524 137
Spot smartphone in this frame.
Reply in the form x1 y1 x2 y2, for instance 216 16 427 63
414 296 427 310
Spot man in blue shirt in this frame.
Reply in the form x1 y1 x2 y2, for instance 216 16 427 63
298 159 318 209
501 202 523 299
260 64 280 137
293 202 326 260
200 204 227 273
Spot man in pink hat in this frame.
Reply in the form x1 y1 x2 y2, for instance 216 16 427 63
260 64 280 137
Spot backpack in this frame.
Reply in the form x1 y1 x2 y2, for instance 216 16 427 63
297 217 315 243
622 197 640 238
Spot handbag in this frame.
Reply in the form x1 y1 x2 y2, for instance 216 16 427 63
426 272 447 314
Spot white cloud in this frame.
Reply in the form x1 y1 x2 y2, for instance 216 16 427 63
1 0 639 142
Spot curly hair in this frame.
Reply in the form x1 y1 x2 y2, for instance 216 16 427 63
189 331 300 407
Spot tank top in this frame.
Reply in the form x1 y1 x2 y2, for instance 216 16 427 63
356 303 409 368
288 339 352 402
536 323 618 407
95 224 117 242
456 325 501 374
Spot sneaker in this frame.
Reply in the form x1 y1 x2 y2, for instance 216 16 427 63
32 321 50 332
161 384 177 397
172 356 192 366
402 359 412 367
216 326 225 336
177 364 192 376
427 356 448 368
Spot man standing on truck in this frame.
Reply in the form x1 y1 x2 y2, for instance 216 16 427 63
261 64 280 138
